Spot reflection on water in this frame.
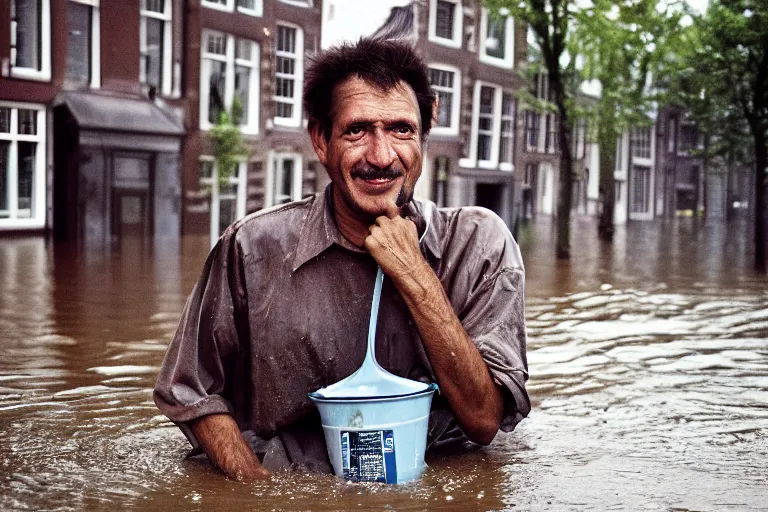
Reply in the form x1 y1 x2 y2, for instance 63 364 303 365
1 218 767 510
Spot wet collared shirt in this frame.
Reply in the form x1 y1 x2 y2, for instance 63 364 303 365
153 186 530 472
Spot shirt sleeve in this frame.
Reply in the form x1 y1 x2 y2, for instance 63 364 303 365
153 228 248 448
451 209 531 432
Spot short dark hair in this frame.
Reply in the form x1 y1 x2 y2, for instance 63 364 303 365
303 38 434 139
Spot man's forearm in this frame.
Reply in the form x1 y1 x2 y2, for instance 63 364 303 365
393 264 504 445
188 413 269 481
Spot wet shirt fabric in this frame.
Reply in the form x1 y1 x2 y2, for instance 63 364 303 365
153 186 530 472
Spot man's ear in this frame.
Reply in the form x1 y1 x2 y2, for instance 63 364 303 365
308 121 329 166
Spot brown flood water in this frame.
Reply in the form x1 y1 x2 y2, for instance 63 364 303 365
1 216 767 511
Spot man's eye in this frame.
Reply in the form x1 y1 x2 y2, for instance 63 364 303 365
393 125 414 135
346 126 364 136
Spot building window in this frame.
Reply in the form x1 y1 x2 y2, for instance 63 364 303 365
433 156 450 207
429 0 462 48
573 118 586 159
631 126 652 160
479 8 514 68
630 165 651 214
274 24 303 127
680 124 698 153
499 92 515 168
667 117 676 153
202 0 263 16
140 0 172 95
278 0 313 6
429 65 460 135
477 86 495 162
525 111 540 150
0 105 46 228
199 158 247 245
200 30 260 134
65 0 100 89
267 153 303 207
461 82 514 169
10 0 52 81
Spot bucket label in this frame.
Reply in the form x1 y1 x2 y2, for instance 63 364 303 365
340 430 397 483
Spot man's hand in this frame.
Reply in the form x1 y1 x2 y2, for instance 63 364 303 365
189 414 271 482
363 205 504 445
364 210 430 285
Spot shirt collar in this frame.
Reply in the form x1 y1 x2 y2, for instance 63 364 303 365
292 184 443 273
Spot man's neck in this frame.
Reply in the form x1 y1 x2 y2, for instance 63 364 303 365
332 190 373 249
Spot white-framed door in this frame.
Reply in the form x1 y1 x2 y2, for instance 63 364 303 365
199 157 247 247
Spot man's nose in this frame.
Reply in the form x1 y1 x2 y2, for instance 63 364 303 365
365 128 397 169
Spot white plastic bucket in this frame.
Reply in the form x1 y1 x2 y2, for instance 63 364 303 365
309 383 437 484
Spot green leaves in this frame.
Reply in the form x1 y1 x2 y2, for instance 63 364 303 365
210 96 247 188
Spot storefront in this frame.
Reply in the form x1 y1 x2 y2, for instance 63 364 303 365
52 92 184 245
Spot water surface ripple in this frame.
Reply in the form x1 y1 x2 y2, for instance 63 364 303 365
2 219 767 510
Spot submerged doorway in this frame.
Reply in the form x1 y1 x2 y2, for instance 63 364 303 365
475 183 503 213
112 153 152 241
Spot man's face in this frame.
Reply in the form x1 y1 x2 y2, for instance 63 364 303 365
311 76 424 220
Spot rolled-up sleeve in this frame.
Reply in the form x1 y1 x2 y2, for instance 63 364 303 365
154 228 247 447
454 211 530 431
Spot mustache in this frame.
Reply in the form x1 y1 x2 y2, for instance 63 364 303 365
350 164 404 181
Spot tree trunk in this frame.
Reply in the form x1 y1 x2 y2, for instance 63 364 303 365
553 92 574 260
597 118 617 241
753 127 767 272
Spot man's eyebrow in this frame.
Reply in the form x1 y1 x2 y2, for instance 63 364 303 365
340 117 419 130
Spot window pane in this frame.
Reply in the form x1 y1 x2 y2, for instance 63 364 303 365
208 60 227 124
0 142 8 215
500 135 513 163
144 0 165 13
435 1 454 40
477 134 491 161
12 0 41 70
429 68 453 88
66 1 91 85
18 109 37 135
276 77 294 99
143 17 164 87
502 93 514 115
218 197 236 235
237 0 255 9
278 159 294 203
480 86 494 113
436 90 452 127
277 26 296 53
485 16 506 59
235 65 250 125
236 39 252 60
276 102 293 119
276 56 294 74
0 109 10 133
207 33 226 55
17 142 35 218
199 160 214 180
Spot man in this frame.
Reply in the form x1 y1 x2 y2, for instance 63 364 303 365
154 38 530 481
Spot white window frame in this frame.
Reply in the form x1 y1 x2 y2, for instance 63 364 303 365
278 0 313 7
199 156 247 247
66 0 101 89
631 125 652 162
499 91 515 171
140 0 173 96
460 81 503 170
479 7 514 69
0 102 47 229
273 22 304 128
265 152 303 207
10 0 52 81
200 30 260 135
201 0 263 17
428 0 462 49
429 63 461 136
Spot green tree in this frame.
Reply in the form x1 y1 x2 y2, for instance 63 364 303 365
210 96 247 188
485 0 577 259
572 0 686 240
669 1 767 271
484 0 682 256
